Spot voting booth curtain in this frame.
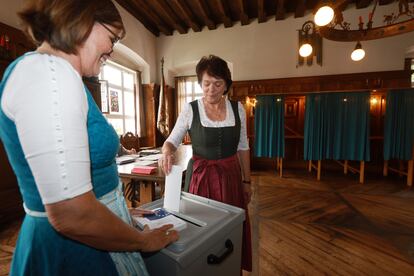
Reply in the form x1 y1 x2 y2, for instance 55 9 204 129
254 95 285 158
304 92 371 161
383 89 414 160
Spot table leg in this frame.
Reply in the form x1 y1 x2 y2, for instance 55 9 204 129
140 181 155 204
120 177 139 208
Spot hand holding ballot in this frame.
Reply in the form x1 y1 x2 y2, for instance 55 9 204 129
159 150 175 175
132 165 186 233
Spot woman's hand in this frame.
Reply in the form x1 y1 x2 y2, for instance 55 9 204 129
159 153 174 175
126 148 137 155
140 224 179 252
243 183 252 205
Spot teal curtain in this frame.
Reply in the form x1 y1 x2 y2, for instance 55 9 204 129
304 92 370 161
254 95 285 157
384 89 414 160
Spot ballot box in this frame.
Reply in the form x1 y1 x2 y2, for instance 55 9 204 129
139 192 245 276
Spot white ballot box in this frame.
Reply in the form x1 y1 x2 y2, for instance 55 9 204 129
139 192 245 276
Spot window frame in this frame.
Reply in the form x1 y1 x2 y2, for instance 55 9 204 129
99 60 139 135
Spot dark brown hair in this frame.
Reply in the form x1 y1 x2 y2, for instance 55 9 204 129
18 0 125 54
196 55 232 95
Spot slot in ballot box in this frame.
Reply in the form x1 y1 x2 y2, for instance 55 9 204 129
139 192 245 276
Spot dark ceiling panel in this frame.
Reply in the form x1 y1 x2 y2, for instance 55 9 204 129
190 0 217 30
214 0 233 28
295 0 307 18
151 0 187 34
257 0 267 23
168 0 201 32
114 0 379 36
275 0 286 21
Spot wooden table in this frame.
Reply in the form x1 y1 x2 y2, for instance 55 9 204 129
118 145 192 207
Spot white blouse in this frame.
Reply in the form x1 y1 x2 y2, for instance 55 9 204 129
1 53 92 204
166 98 249 151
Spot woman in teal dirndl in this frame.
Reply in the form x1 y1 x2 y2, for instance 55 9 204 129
0 0 178 275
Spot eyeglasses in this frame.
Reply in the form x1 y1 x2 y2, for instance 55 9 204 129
99 22 121 47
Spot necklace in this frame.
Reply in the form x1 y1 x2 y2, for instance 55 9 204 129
203 97 226 121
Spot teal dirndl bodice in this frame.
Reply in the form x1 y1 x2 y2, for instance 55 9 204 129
0 53 120 275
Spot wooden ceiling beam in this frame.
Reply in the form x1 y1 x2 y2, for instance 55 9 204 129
236 0 250 25
337 0 350 11
194 0 216 30
275 0 286 21
295 0 306 18
152 0 188 34
114 0 159 36
136 0 173 35
258 0 267 23
378 0 394 4
355 0 372 9
170 0 201 32
216 0 233 28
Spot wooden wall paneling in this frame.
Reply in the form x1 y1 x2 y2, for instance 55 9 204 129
369 90 386 164
154 84 164 147
0 22 35 228
284 96 305 161
153 84 176 148
232 70 411 96
0 143 23 230
166 86 176 132
140 83 158 148
0 21 36 61
83 77 102 110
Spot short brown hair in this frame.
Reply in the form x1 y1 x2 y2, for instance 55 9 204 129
18 0 125 54
196 55 232 95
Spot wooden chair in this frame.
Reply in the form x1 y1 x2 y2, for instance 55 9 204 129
120 132 139 151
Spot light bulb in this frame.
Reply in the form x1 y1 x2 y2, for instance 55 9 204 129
351 42 365 61
314 6 334 26
299 43 313 57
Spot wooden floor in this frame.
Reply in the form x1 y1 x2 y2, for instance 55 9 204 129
251 169 414 276
1 169 414 275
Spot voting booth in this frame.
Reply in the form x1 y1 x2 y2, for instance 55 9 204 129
139 192 245 276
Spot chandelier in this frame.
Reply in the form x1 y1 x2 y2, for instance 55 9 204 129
298 0 414 64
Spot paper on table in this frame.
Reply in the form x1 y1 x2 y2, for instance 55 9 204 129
133 160 157 166
138 153 163 161
163 165 182 212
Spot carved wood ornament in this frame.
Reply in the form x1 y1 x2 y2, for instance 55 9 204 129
318 0 414 41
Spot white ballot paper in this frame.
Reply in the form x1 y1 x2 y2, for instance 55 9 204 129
132 208 187 232
163 165 183 212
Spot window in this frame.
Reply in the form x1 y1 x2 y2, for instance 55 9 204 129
176 76 203 114
99 61 140 135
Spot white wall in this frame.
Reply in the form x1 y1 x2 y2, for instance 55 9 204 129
2 1 413 85
112 2 156 83
0 0 157 84
157 2 414 85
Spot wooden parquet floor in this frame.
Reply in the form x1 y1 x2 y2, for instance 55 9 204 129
0 220 20 276
1 169 414 275
252 169 414 276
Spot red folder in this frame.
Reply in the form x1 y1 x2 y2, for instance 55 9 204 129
131 166 157 175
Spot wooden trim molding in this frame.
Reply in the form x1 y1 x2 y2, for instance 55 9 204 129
230 70 411 100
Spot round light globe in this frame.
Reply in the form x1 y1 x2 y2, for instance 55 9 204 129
351 48 365 61
314 6 334 26
299 43 313 57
